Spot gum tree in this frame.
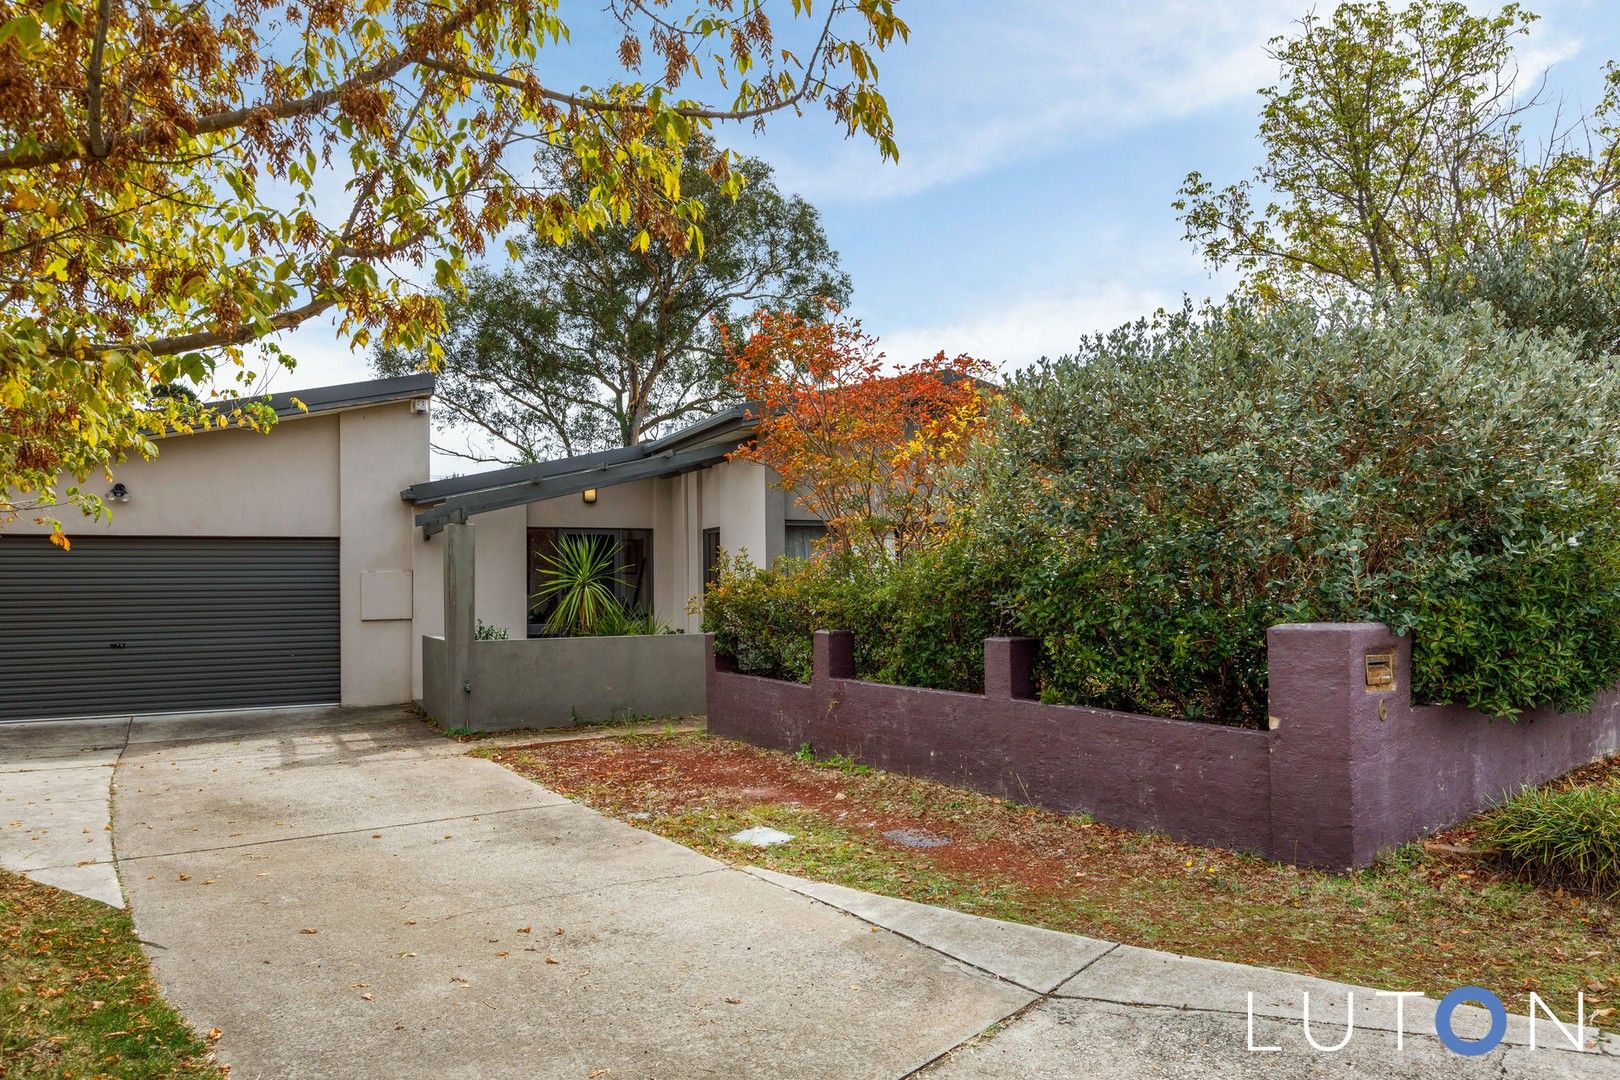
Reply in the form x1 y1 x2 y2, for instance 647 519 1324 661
0 0 907 536
373 141 850 463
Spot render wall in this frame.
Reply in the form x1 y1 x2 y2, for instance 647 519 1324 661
419 632 707 731
709 627 1620 869
7 399 507 709
708 633 1272 854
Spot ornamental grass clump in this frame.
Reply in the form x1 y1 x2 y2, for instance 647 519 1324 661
1479 775 1620 897
970 296 1620 726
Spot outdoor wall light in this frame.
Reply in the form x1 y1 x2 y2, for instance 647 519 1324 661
108 482 130 503
582 488 597 505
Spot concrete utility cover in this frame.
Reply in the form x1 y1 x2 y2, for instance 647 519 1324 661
730 826 795 847
883 827 952 849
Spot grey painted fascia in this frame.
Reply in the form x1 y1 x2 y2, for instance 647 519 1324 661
202 372 436 422
403 443 648 507
415 441 735 536
400 401 762 506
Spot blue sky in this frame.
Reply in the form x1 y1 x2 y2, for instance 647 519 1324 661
265 0 1620 475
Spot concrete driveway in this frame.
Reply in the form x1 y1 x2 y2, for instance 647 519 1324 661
1 707 1615 1078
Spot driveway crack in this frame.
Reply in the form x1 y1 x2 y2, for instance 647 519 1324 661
112 802 575 863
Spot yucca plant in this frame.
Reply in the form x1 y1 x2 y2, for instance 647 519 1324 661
532 536 626 636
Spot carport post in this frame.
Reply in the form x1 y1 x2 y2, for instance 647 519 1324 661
444 521 476 730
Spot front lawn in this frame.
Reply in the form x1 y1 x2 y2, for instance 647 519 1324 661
0 869 223 1079
488 733 1619 1027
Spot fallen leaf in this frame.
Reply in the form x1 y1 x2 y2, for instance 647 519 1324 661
725 997 742 1005
517 926 532 934
207 1028 223 1041
178 873 190 881
495 951 509 957
403 919 416 926
588 1070 610 1078
360 994 374 1002
300 928 319 935
545 957 558 965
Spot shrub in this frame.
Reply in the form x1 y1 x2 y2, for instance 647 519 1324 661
1421 234 1620 365
870 532 1018 692
700 552 884 681
1479 773 1620 897
532 534 624 636
974 296 1620 725
701 536 1015 690
594 606 676 636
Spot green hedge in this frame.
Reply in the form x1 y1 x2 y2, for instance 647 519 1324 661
706 297 1620 728
702 537 1015 693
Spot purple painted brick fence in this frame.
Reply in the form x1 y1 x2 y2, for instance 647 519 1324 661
705 624 1620 869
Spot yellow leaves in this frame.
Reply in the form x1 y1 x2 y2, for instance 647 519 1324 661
48 531 70 551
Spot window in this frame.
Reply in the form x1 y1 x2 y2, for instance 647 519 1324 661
528 527 652 637
784 522 829 560
702 527 721 587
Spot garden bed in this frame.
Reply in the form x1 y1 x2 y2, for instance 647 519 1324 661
488 731 1620 1027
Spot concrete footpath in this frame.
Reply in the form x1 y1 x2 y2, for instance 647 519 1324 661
1 707 1616 1078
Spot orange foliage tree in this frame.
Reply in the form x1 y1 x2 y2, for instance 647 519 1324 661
724 306 994 561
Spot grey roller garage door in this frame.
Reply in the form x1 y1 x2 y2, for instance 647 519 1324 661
0 536 340 722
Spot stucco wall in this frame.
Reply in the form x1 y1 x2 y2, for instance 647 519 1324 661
419 632 707 731
9 418 342 538
526 478 661 529
701 457 771 564
338 404 427 706
15 401 438 709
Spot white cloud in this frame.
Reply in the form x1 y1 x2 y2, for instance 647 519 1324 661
872 282 1175 375
770 1 1303 201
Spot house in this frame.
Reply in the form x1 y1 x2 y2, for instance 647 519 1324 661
0 374 812 723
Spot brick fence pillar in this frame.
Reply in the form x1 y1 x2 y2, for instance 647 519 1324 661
1266 622 1407 869
812 630 856 685
984 637 1038 700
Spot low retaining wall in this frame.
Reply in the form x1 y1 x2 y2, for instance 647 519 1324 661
707 625 1620 869
421 632 707 732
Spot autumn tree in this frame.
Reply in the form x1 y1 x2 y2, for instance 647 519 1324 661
1175 1 1620 298
372 139 849 463
0 0 907 531
725 306 993 561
